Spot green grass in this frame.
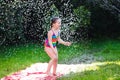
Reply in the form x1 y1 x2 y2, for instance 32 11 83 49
59 63 120 80
0 43 49 78
0 39 120 80
0 42 83 78
59 39 120 80
89 39 120 61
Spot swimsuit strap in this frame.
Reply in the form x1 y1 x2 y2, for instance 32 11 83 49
51 30 55 35
51 30 57 37
51 30 60 38
58 31 60 37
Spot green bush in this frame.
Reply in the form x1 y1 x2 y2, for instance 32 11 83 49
0 0 56 45
0 0 91 45
0 1 25 45
72 6 90 42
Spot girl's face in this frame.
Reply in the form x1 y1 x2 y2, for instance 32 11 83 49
53 19 61 30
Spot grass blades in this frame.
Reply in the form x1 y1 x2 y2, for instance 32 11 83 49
0 39 120 79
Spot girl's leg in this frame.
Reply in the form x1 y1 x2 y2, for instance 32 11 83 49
46 60 53 74
44 47 57 75
52 47 58 75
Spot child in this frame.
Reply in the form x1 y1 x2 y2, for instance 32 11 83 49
44 17 71 76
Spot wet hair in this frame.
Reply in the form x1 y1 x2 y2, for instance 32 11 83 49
51 17 61 27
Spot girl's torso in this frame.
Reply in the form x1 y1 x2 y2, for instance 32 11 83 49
44 30 60 48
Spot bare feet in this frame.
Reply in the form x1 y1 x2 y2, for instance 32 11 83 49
44 72 52 76
53 73 57 76
53 72 63 77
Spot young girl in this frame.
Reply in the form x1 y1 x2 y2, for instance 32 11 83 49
44 17 71 76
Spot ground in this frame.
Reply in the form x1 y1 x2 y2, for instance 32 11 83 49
1 54 106 80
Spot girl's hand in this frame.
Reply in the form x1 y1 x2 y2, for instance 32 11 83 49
65 42 72 46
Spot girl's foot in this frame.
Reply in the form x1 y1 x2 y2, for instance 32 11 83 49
44 72 52 76
52 73 57 76
53 72 63 77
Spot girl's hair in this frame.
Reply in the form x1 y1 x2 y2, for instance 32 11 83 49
51 17 61 27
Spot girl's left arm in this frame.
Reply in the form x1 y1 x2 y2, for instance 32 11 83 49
57 31 71 46
58 37 71 46
58 37 66 45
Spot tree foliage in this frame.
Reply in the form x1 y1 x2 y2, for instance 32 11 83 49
0 1 25 45
0 0 120 45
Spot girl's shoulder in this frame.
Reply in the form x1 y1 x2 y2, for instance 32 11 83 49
58 30 61 32
58 30 61 34
48 30 60 35
47 30 53 35
48 30 52 32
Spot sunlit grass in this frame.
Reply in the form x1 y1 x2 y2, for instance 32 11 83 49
0 43 49 78
0 39 120 79
0 42 84 78
59 62 120 80
59 39 120 80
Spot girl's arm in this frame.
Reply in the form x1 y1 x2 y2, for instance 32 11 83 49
58 36 71 46
58 38 66 45
48 31 57 54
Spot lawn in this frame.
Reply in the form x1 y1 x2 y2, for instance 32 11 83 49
0 39 120 80
59 39 120 80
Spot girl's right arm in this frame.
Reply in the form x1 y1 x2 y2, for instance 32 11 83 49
48 31 57 54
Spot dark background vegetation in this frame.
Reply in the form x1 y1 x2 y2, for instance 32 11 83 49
0 0 120 46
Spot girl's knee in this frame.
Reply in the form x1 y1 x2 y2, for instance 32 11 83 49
55 57 58 61
52 56 58 61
